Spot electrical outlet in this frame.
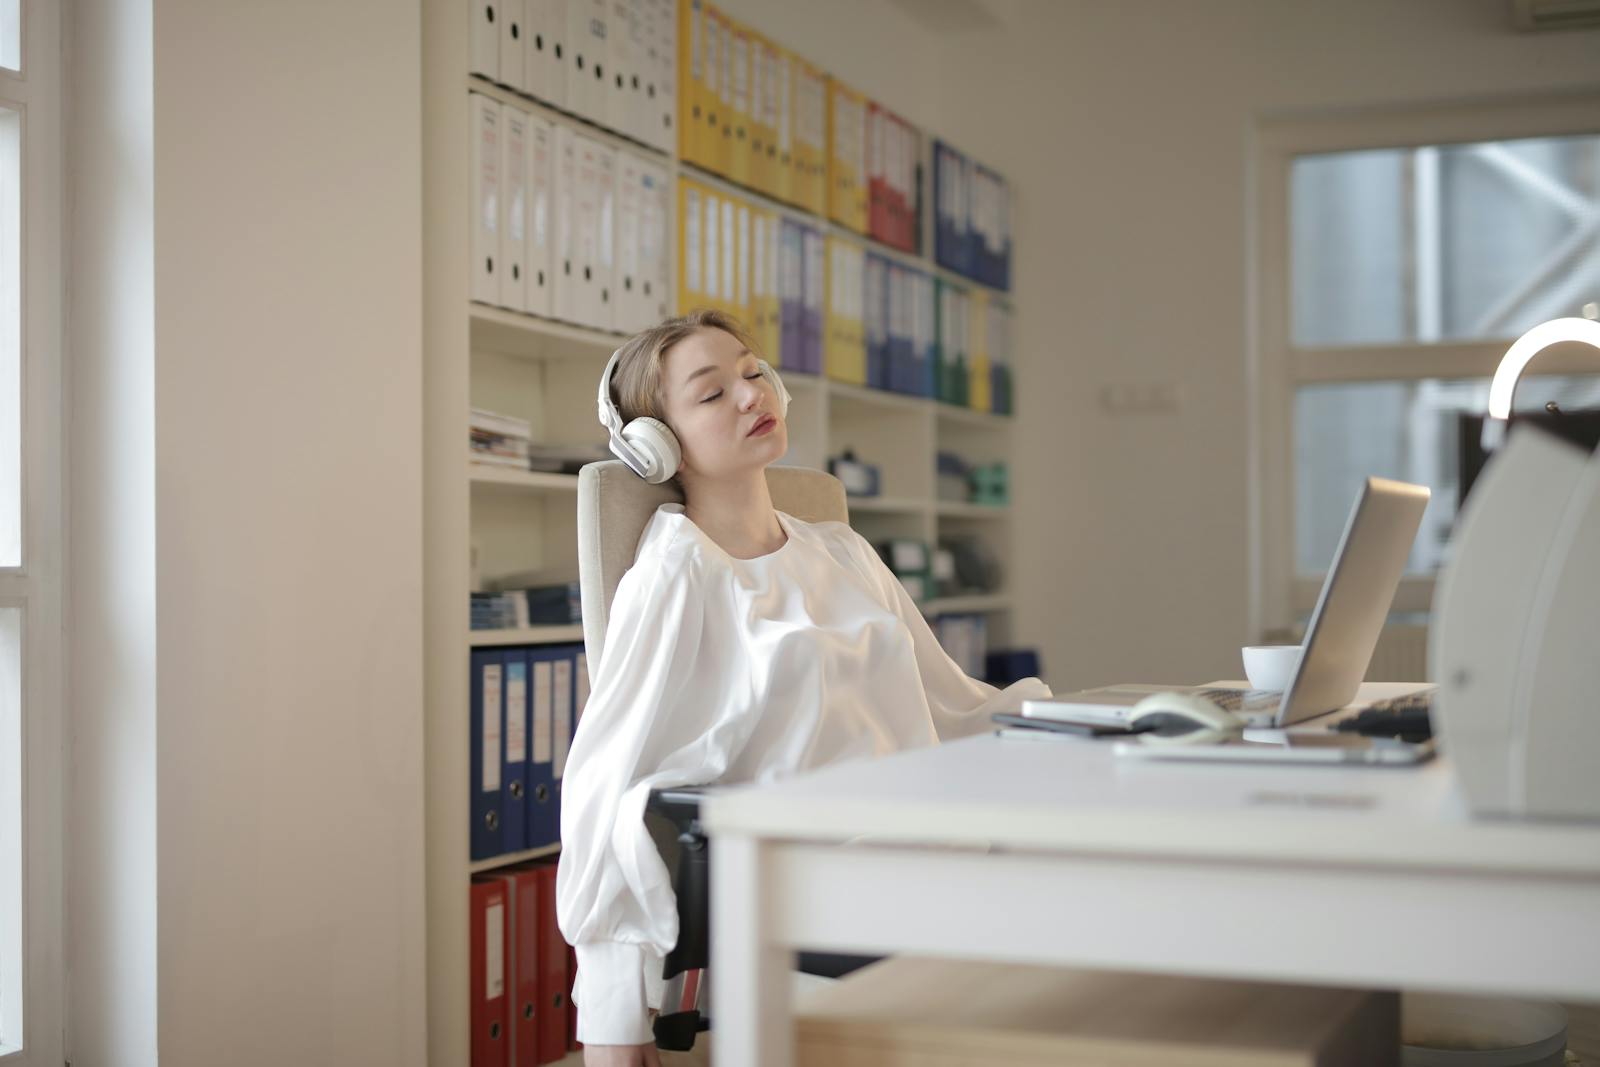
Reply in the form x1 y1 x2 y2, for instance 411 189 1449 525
1099 382 1184 415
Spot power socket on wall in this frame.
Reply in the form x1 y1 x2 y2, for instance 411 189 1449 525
1099 382 1184 415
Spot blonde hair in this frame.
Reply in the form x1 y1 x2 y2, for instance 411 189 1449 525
608 308 760 426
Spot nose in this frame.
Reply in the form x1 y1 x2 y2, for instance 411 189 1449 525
737 376 764 411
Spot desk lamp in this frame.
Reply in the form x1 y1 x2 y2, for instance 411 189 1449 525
1480 315 1600 451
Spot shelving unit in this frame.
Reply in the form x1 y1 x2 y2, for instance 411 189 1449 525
425 4 1019 1063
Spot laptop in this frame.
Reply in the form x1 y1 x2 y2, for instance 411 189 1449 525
1023 476 1432 729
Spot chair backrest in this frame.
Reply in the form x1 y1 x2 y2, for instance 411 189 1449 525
576 460 850 674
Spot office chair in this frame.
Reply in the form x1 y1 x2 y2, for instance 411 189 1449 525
576 459 851 1051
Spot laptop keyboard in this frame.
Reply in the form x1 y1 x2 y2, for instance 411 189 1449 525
1196 688 1283 713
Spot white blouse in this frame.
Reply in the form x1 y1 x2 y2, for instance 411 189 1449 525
555 503 1052 1045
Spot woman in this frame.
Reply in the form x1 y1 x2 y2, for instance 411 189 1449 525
557 309 1051 1065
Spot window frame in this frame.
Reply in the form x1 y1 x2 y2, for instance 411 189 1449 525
0 0 64 1064
1249 90 1600 640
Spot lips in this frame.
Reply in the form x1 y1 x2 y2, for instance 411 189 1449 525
747 413 777 437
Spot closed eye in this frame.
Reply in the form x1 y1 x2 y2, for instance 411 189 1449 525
700 372 763 403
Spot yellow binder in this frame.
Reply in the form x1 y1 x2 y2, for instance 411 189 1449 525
825 235 866 384
969 289 992 413
747 30 778 200
790 54 827 217
767 42 794 208
750 208 782 361
725 17 753 188
733 196 752 326
678 0 706 168
826 78 868 234
703 4 729 177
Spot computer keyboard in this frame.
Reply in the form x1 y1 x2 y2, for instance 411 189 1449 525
1195 688 1282 713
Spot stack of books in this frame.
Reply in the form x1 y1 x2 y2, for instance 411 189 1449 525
470 407 531 469
525 441 609 475
470 582 584 631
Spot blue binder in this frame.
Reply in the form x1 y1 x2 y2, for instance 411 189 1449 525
933 140 974 279
500 651 529 854
864 253 888 391
779 219 805 372
551 644 579 845
469 648 504 861
525 645 560 850
888 264 914 396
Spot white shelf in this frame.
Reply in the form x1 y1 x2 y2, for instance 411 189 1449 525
827 379 937 416
468 466 581 494
847 496 930 516
935 501 1011 520
467 842 561 875
936 401 1013 430
923 594 1013 617
469 303 627 361
469 625 585 647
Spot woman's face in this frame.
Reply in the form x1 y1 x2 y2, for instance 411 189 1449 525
660 328 788 482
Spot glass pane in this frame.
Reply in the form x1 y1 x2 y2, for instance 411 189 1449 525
0 607 19 1048
0 0 16 73
1295 374 1600 575
1292 134 1600 347
0 106 16 566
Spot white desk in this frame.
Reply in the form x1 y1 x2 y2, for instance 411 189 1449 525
701 684 1600 1066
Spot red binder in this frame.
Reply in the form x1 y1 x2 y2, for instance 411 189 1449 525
509 870 541 1066
567 944 581 1051
867 101 889 247
470 878 511 1067
536 864 568 1063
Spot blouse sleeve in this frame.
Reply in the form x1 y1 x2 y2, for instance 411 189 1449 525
850 532 1052 740
554 550 720 1046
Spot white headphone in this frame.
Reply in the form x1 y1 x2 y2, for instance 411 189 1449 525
596 346 792 484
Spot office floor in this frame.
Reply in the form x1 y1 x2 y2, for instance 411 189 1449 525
550 1004 1599 1064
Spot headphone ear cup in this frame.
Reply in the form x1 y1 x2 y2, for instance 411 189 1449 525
759 361 790 419
621 417 682 484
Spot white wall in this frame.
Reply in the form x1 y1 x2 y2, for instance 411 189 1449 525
930 0 1600 689
65 0 158 1060
68 1 428 1063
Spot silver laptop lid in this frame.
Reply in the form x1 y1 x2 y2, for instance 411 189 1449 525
1277 476 1431 725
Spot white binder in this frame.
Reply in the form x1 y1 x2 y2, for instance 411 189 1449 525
606 0 638 142
527 0 568 109
572 132 616 329
568 0 608 125
499 103 530 311
470 92 502 305
614 150 645 331
526 114 555 317
470 0 499 81
552 124 581 323
637 160 667 321
647 0 676 154
499 0 526 91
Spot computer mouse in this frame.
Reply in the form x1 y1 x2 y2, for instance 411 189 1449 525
1126 692 1248 745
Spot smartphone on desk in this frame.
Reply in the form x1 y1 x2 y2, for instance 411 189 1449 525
991 713 1154 738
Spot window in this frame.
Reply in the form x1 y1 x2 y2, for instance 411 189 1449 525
1252 95 1600 637
0 1 63 1062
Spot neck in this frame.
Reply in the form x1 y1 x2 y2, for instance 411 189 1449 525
680 470 786 560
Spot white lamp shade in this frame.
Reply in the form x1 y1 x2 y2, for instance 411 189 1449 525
1482 317 1600 450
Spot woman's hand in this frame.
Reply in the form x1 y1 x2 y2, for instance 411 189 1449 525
584 1043 663 1067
